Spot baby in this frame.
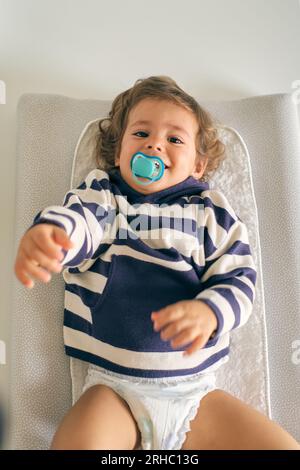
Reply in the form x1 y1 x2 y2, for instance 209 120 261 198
14 76 300 450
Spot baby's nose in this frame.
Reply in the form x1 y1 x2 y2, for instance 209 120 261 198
147 144 162 151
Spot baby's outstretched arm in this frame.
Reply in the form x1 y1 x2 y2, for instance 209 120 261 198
14 224 74 289
15 169 114 287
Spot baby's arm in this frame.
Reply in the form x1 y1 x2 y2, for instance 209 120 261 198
15 169 114 288
151 191 256 356
195 190 257 342
27 169 113 268
151 190 256 354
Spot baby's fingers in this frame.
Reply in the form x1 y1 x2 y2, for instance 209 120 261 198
32 227 73 261
158 317 192 341
52 226 74 252
23 244 63 274
151 303 185 330
14 259 35 288
168 327 197 349
15 255 51 289
182 334 210 356
183 336 207 356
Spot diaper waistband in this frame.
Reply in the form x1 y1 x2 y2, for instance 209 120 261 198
86 364 217 399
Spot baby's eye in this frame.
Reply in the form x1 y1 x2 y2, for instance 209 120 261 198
169 136 183 144
133 131 148 137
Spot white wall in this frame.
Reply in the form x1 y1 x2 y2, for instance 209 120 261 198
0 0 300 444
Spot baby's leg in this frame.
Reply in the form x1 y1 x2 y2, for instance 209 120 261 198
181 389 300 450
50 384 141 450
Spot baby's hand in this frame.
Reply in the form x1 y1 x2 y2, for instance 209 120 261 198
151 300 218 356
14 223 74 289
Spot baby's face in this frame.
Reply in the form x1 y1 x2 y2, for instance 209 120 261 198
115 98 207 194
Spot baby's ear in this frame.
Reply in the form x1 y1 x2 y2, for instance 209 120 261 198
192 155 208 179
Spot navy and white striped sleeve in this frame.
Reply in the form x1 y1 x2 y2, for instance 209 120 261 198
196 190 257 340
29 169 114 268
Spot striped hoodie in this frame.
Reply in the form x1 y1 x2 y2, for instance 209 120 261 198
30 167 257 378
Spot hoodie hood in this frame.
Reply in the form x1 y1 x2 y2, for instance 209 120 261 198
108 167 209 205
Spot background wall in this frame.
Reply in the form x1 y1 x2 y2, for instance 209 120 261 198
0 0 300 446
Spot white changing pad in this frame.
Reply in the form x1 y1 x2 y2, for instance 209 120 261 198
69 119 271 418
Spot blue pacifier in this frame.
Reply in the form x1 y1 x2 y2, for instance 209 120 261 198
130 152 165 185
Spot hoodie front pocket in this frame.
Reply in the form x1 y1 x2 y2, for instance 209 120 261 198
90 254 200 351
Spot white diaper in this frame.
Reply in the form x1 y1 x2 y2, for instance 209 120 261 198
81 364 217 450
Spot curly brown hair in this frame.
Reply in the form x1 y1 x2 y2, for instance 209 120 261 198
96 76 226 182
